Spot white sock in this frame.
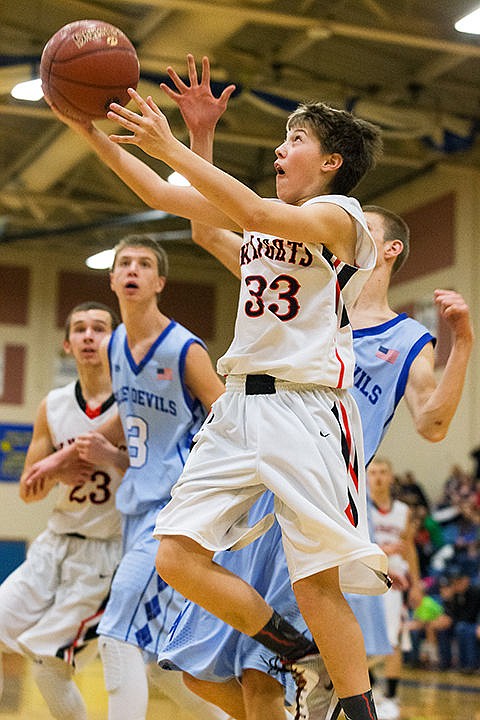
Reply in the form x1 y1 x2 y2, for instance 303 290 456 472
148 663 231 718
99 636 148 720
32 661 87 720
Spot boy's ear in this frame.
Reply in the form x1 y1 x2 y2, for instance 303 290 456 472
156 276 166 295
385 239 404 259
322 153 343 172
63 339 72 356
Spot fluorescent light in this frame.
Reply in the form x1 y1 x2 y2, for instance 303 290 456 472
168 171 190 186
11 78 44 101
85 248 115 269
455 6 480 34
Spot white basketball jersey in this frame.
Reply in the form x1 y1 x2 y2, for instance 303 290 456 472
46 380 122 539
217 195 376 387
370 498 410 575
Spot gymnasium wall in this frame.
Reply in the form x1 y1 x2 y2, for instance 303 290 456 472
0 161 479 555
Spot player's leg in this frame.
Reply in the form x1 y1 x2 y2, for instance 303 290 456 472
293 567 378 720
148 663 231 719
182 673 244 718
31 658 87 720
19 534 119 719
99 636 149 720
182 669 293 720
241 669 293 720
156 536 313 656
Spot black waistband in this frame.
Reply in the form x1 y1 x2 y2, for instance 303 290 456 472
65 532 87 539
245 374 276 395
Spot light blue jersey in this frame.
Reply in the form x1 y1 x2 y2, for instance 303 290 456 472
109 320 207 516
158 313 434 676
351 313 434 466
98 320 207 655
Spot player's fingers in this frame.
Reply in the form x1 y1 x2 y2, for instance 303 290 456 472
166 66 188 92
187 54 199 86
160 82 181 101
199 55 210 86
126 87 154 112
108 133 137 145
219 84 236 105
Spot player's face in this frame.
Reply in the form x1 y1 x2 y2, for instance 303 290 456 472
110 246 164 301
274 125 331 205
64 309 112 365
367 461 394 494
364 212 386 264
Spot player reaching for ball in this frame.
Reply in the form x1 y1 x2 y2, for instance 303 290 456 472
44 52 388 720
149 57 473 720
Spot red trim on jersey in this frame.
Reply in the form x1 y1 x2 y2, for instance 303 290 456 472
85 404 101 419
339 400 359 490
335 348 345 388
345 502 355 526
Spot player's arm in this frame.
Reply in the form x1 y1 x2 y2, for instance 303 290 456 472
75 338 128 469
184 342 225 412
163 54 242 277
75 430 129 473
19 398 57 502
107 82 358 259
402 508 423 607
45 94 237 230
404 289 474 442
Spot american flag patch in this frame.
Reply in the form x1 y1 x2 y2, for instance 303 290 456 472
157 367 173 380
375 346 399 364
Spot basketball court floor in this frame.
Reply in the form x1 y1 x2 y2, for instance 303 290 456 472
0 653 479 719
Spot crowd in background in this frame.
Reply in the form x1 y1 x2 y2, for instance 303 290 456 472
391 448 480 673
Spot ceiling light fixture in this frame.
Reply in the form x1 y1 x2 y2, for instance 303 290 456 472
85 248 115 270
11 78 44 101
455 6 480 34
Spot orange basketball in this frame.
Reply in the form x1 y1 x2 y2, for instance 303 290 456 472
40 19 139 122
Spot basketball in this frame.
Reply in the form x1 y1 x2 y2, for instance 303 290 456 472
40 19 140 122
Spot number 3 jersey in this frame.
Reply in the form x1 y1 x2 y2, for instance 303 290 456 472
46 380 122 540
217 195 376 388
108 320 207 516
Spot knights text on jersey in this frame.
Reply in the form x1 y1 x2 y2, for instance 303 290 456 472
217 195 376 387
351 313 434 465
108 321 207 516
45 381 122 539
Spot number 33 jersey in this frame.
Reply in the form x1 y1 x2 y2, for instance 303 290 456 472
218 195 376 388
46 380 122 540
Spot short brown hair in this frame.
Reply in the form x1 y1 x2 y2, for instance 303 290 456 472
64 301 119 340
112 233 169 277
287 102 383 195
363 205 410 274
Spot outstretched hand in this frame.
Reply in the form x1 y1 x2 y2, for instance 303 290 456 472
161 54 236 134
107 89 176 161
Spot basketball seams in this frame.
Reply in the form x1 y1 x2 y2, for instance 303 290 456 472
40 19 139 122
